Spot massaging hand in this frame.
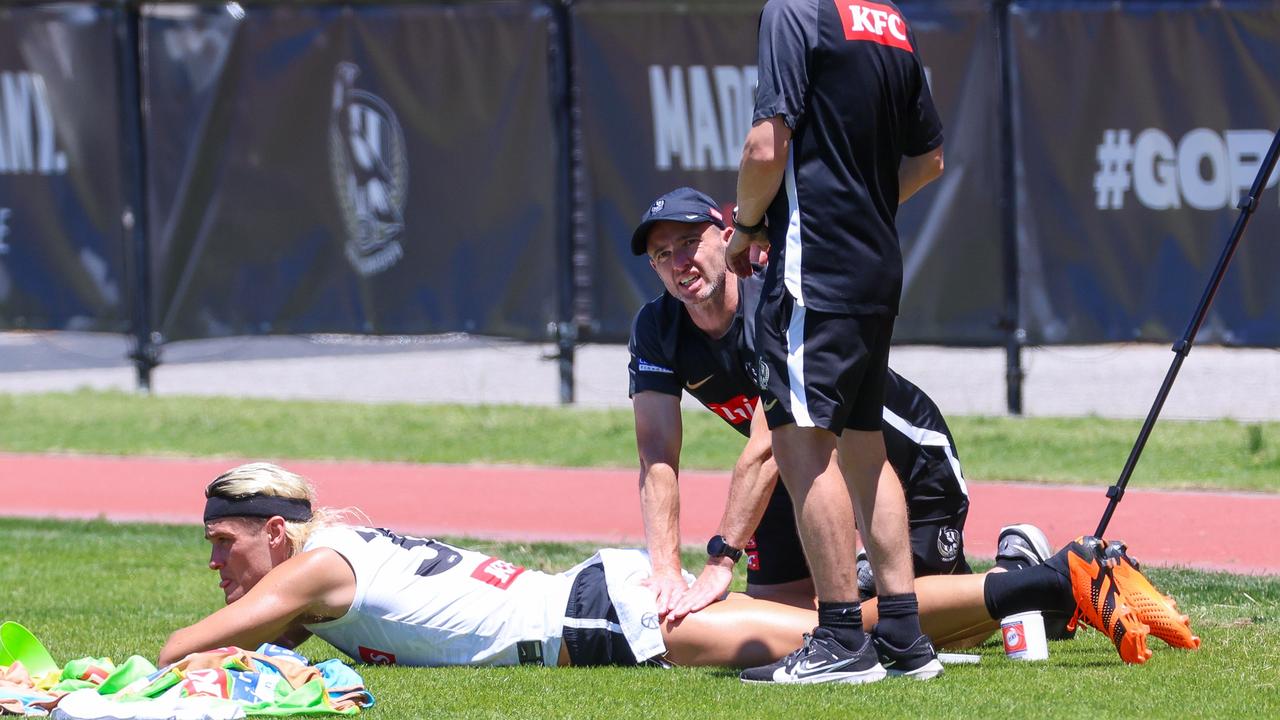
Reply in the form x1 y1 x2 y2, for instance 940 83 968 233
669 558 734 621
642 569 691 622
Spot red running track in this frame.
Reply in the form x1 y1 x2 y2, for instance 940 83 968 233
2 453 1276 575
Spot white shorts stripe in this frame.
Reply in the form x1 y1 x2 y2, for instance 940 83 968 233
561 617 624 634
785 303 815 427
881 407 969 497
783 145 805 306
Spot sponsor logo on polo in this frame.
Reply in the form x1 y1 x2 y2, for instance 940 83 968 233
637 359 674 374
707 394 757 424
471 557 527 589
836 0 914 52
358 646 397 665
329 62 409 277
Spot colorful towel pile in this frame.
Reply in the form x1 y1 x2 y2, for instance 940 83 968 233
0 626 372 719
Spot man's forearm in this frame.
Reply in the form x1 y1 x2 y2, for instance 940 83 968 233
735 120 790 225
718 455 779 550
639 463 683 573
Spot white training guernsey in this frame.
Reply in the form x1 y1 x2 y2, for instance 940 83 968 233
301 526 573 667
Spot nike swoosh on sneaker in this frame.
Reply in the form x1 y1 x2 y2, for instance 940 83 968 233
685 375 714 390
789 655 859 679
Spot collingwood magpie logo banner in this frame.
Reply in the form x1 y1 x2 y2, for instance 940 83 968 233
329 62 409 277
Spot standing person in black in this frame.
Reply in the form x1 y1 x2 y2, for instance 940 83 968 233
628 189 979 646
726 0 947 684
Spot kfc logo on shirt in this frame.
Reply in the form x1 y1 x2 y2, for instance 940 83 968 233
359 646 398 665
836 0 914 52
471 557 527 589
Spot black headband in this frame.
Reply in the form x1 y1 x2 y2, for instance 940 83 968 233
203 494 313 523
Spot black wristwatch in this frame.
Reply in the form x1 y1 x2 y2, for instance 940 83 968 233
732 207 766 235
707 535 743 563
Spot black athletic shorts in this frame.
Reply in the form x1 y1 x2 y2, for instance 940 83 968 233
562 562 638 667
909 514 973 576
756 289 894 433
747 486 971 587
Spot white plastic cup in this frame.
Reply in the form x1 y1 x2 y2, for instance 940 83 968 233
1001 611 1049 661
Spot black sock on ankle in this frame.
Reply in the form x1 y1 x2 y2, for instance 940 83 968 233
817 601 865 650
995 557 1030 572
873 593 924 647
983 564 1074 619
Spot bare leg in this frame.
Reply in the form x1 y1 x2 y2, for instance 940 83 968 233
661 574 999 667
838 430 914 596
769 424 857 604
661 593 815 667
746 578 817 610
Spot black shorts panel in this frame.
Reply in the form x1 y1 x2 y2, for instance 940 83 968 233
756 289 895 433
745 483 811 586
909 517 973 576
562 563 638 667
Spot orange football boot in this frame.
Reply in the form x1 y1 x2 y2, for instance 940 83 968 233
1066 536 1153 664
1103 540 1201 650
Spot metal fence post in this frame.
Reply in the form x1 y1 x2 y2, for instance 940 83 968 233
114 0 159 392
549 0 577 404
995 0 1023 415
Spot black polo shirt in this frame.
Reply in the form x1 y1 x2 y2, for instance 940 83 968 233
753 0 943 315
628 274 968 522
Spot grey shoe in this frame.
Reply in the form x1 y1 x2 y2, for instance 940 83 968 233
856 549 876 600
995 523 1052 569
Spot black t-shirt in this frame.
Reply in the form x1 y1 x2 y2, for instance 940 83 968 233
628 274 968 518
753 0 943 315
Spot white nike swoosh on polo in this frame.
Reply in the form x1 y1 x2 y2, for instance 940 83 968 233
762 398 779 411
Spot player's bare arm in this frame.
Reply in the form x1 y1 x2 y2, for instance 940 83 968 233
673 399 778 618
728 117 791 277
633 390 688 619
898 145 945 204
159 548 355 666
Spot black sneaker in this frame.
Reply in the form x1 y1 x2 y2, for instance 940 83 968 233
872 632 944 680
740 628 887 685
856 550 876 600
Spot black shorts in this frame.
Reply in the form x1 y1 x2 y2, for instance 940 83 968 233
562 562 638 667
745 482 811 586
756 289 894 433
746 488 971 587
909 515 973 576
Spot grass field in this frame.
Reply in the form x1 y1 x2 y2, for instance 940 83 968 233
3 517 1277 719
2 390 1279 492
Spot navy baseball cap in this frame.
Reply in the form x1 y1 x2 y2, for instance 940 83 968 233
630 187 726 256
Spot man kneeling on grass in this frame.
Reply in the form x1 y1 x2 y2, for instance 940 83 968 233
161 463 1198 680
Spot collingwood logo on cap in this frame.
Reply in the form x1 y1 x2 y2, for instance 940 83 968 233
329 62 409 277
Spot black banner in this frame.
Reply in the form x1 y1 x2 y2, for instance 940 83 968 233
1011 1 1280 345
0 5 129 332
571 0 1003 343
143 3 560 342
